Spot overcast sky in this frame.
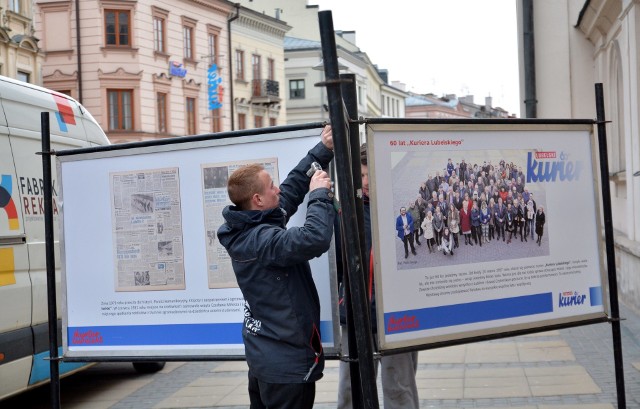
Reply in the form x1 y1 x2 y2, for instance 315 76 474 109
312 0 522 117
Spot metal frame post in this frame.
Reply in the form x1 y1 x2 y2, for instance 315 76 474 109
595 83 626 409
340 72 368 408
318 11 379 409
41 112 61 409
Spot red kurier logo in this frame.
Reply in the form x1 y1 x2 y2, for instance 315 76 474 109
535 151 557 159
387 315 420 333
72 330 104 345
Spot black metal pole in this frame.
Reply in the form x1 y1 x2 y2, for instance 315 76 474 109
41 112 61 409
340 72 367 409
594 83 626 409
318 11 379 409
522 0 537 118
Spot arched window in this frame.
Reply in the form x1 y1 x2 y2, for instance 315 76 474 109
609 43 626 177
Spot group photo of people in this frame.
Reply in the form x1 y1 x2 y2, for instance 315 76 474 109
389 149 550 269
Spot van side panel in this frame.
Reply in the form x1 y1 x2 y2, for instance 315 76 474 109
0 75 109 400
9 133 88 326
2 81 89 143
0 137 31 334
0 100 33 401
0 358 32 400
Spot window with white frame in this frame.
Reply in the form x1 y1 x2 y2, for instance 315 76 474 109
289 79 305 99
153 17 165 53
208 31 219 66
183 26 193 60
8 0 20 13
17 71 29 83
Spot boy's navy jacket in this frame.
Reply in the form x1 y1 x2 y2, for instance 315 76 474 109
217 142 334 383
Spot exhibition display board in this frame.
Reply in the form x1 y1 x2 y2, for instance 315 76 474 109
366 122 609 351
57 126 339 359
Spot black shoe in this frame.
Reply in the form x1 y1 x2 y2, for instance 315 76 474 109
412 250 417 256
443 250 446 255
417 241 421 246
451 250 454 255
405 253 409 259
524 237 527 242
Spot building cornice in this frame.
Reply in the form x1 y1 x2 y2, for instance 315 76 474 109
236 13 290 38
575 0 621 45
98 68 143 82
44 69 77 82
179 0 235 15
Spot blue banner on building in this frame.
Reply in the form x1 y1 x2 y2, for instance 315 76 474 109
208 64 223 110
169 61 187 78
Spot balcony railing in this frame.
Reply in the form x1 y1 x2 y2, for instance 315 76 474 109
251 79 280 102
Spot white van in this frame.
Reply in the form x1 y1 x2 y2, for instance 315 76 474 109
0 76 161 401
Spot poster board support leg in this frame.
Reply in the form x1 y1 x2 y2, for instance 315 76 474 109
318 10 380 409
340 72 368 409
339 228 364 409
594 83 627 409
40 112 61 409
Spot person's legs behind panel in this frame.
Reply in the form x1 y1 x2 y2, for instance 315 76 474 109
380 351 420 409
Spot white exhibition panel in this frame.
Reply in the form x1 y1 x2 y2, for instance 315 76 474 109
58 127 339 358
366 123 609 351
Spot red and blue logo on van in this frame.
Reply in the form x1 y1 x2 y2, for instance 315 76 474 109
0 174 19 230
53 94 76 132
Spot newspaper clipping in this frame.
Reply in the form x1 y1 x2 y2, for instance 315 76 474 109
202 158 279 288
110 168 185 292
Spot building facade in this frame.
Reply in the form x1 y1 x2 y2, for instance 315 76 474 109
517 0 640 312
0 0 43 82
35 0 235 143
230 6 289 130
239 0 408 135
405 93 512 119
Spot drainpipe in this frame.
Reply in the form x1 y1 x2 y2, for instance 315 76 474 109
227 3 240 130
75 0 83 103
523 0 537 118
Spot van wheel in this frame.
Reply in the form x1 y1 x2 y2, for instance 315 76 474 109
132 362 166 373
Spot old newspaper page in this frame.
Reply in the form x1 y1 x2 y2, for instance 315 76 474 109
110 168 185 291
202 158 279 288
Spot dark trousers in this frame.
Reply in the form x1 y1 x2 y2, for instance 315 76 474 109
403 234 416 256
525 219 534 238
433 230 442 246
471 226 479 244
248 372 316 409
426 237 435 251
413 229 421 245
